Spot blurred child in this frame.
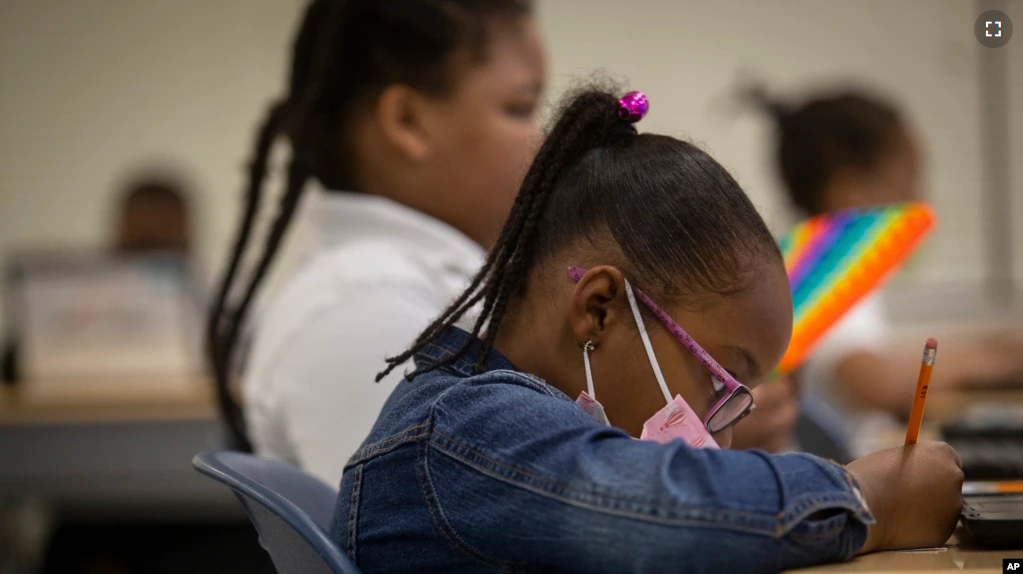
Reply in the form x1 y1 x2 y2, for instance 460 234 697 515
752 87 1023 457
2 176 192 384
334 86 964 573
113 178 191 254
207 0 546 483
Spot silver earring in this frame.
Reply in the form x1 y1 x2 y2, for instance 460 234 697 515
582 340 596 398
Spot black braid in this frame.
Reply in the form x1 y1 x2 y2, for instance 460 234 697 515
468 97 615 371
207 0 342 450
375 136 550 381
206 102 284 449
373 106 554 380
378 89 622 381
217 157 310 445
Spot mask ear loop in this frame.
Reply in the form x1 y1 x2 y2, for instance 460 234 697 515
582 340 596 399
624 278 673 404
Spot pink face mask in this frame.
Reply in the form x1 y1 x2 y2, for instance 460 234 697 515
574 277 719 449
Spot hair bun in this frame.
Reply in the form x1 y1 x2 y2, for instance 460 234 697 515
617 91 649 123
744 84 794 124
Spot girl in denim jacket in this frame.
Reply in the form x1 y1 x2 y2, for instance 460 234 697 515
334 85 963 574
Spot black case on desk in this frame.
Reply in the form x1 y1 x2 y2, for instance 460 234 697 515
944 415 1023 440
943 404 1023 481
962 493 1023 547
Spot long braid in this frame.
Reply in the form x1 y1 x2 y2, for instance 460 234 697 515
374 190 534 381
376 169 540 381
209 0 345 450
396 172 542 348
471 188 548 369
375 107 580 381
378 90 621 380
472 94 619 370
206 103 284 365
217 158 310 449
207 102 285 450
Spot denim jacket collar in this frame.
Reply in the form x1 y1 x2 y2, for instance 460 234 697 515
414 327 517 378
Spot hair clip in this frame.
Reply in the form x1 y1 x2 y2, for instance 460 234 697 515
617 91 649 123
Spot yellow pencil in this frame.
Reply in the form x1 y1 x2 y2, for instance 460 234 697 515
905 338 937 445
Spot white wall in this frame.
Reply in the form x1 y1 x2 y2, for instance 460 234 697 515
0 0 1019 335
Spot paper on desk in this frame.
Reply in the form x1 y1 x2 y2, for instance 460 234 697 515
890 547 948 553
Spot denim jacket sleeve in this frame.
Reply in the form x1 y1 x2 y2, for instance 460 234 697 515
424 372 874 574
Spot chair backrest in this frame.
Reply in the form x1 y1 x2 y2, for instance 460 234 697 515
192 451 361 574
795 395 854 464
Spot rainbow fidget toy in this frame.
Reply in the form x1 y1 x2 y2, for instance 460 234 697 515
776 202 935 374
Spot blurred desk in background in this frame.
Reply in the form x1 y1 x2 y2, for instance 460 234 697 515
854 387 1023 455
0 377 241 521
0 376 213 424
926 388 1023 426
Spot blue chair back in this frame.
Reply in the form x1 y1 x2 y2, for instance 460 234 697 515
795 394 855 464
192 451 361 574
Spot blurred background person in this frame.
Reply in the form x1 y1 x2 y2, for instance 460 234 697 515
2 175 193 385
113 177 192 255
749 86 1023 459
207 0 547 485
0 172 243 574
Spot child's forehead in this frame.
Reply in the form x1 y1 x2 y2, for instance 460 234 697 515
663 268 792 381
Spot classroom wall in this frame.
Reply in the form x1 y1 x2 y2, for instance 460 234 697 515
0 0 1019 336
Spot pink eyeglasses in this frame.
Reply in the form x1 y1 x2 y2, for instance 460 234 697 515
568 267 755 433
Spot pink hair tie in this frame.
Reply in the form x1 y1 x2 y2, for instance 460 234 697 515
617 91 649 123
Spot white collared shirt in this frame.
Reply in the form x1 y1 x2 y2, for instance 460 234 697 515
243 192 484 485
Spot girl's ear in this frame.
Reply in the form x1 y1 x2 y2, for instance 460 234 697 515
374 84 432 162
567 266 627 348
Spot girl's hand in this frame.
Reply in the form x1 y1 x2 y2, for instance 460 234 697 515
846 442 963 554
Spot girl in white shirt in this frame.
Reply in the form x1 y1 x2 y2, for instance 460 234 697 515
207 0 546 484
752 87 1023 457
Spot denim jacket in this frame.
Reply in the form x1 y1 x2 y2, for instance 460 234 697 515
332 327 874 574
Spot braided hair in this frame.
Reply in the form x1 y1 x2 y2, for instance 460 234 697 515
746 86 904 215
379 84 782 381
208 0 532 451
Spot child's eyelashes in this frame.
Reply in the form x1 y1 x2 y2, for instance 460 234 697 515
505 101 538 119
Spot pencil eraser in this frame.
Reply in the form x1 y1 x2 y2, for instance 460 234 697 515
925 337 938 349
